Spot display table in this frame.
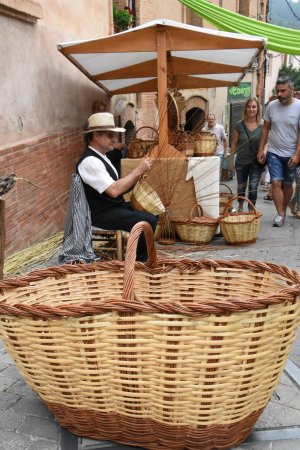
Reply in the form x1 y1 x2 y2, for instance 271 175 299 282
121 157 220 219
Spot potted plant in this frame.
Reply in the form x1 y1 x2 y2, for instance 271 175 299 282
113 5 133 32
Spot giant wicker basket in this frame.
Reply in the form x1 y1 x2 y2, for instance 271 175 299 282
173 204 219 244
220 196 262 245
131 180 165 216
0 221 300 450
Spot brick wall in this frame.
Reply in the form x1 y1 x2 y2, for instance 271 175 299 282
1 126 84 257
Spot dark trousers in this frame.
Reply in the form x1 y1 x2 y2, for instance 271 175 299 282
92 202 157 261
235 163 263 207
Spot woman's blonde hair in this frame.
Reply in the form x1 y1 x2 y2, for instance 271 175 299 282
243 97 261 123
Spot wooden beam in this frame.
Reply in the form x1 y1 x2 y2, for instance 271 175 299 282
156 28 168 154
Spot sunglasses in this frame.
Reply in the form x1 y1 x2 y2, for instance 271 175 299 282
106 131 118 139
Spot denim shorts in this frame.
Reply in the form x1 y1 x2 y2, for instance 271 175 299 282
267 152 297 186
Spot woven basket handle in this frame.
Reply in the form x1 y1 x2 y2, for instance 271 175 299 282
123 221 157 300
189 204 203 220
223 195 259 215
135 126 159 139
219 183 233 195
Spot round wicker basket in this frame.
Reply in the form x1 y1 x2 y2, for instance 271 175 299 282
127 126 158 159
219 183 234 215
173 204 219 244
194 131 217 157
220 196 262 245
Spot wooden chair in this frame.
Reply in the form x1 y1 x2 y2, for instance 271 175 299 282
91 227 128 261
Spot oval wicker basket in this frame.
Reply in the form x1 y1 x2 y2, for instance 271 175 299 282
194 131 217 157
0 221 300 450
173 204 219 244
173 131 195 157
131 180 165 216
219 183 234 215
220 196 262 245
127 126 159 159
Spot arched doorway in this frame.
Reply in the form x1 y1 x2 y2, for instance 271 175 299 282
124 120 136 146
184 107 205 132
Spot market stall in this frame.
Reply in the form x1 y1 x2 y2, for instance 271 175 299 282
58 20 266 220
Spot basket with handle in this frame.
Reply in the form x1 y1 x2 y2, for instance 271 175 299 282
172 204 219 244
219 183 234 215
172 131 195 157
127 126 159 159
1 221 300 450
131 180 165 216
193 131 217 157
220 196 262 245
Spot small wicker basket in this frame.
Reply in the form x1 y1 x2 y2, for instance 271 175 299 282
220 196 262 245
173 204 219 244
131 180 165 216
127 126 159 159
219 183 234 215
194 131 217 157
172 131 195 157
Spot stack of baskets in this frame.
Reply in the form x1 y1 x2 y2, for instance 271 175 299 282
193 131 217 157
219 183 234 215
0 221 300 450
127 126 158 158
172 204 219 244
131 180 165 216
220 196 262 245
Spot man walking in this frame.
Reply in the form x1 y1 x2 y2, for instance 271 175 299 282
202 113 228 161
257 75 300 227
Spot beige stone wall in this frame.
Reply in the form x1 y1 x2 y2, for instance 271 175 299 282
0 0 111 147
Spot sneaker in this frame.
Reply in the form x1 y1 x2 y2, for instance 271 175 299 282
273 215 285 227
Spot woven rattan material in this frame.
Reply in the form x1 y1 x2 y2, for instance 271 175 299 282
0 222 300 450
220 196 262 245
194 132 217 157
127 126 158 158
131 180 165 216
173 204 219 244
219 183 234 215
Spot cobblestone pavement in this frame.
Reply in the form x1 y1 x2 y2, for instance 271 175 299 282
0 181 299 450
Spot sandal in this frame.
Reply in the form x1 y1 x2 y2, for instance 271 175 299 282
264 194 273 201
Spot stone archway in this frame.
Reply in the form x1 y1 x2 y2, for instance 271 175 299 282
183 96 207 132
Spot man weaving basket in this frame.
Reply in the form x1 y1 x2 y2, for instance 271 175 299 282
77 112 157 261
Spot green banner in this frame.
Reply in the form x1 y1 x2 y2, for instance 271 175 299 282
227 82 252 102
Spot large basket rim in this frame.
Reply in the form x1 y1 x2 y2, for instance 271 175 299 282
1 258 300 318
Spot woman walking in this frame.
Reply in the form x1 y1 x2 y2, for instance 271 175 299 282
229 97 264 212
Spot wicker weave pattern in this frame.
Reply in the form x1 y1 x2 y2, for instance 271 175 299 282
1 222 300 449
194 132 217 157
131 181 165 216
219 183 234 215
220 196 262 245
127 126 158 159
173 204 219 244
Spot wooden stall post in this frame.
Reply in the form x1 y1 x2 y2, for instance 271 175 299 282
156 27 168 154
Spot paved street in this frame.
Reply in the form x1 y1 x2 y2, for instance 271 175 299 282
0 179 299 450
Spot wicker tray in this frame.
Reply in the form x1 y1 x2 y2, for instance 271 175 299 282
1 221 300 450
194 131 217 157
127 126 158 159
220 196 262 245
173 204 219 244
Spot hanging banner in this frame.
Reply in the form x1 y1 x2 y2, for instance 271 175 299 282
227 82 252 102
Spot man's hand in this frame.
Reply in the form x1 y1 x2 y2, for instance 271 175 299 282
257 150 266 165
135 157 153 177
288 153 300 167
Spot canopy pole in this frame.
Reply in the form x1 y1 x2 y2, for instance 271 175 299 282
0 199 5 279
156 27 168 154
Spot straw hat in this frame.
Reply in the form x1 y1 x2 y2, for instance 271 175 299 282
84 113 125 133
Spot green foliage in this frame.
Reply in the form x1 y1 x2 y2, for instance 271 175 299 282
113 5 132 32
278 65 300 91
